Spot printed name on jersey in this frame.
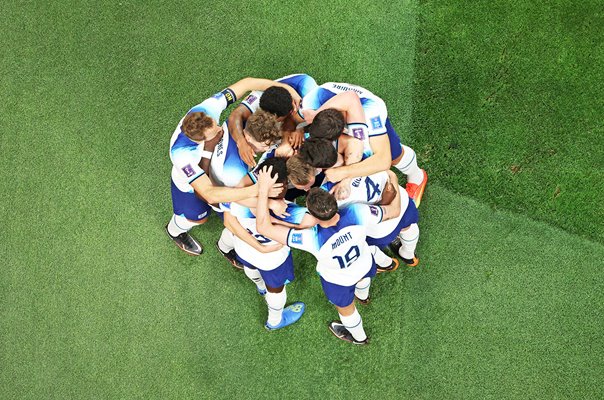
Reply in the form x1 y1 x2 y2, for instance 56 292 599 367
331 232 353 250
182 164 196 177
351 177 362 188
330 83 364 95
215 138 224 158
291 233 303 244
246 94 258 104
369 205 379 216
371 116 383 129
352 127 366 140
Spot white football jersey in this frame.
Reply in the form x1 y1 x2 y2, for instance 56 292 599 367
286 204 384 286
169 93 229 193
321 172 410 242
222 203 290 270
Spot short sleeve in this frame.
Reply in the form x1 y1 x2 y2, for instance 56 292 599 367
188 92 229 123
286 227 318 255
240 91 262 114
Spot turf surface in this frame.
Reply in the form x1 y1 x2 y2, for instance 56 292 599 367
1 1 603 399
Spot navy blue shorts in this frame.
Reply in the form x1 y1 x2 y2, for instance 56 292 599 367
237 253 295 289
320 260 377 308
385 118 403 161
170 180 211 221
367 198 419 248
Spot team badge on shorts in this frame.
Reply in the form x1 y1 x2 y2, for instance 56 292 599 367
371 116 382 130
291 233 303 244
182 164 195 178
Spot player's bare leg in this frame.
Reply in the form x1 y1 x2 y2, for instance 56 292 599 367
329 302 368 345
165 215 207 255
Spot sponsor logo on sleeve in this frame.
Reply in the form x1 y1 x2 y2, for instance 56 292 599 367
182 164 196 178
291 233 303 244
369 205 379 216
371 116 383 130
352 127 365 140
246 94 257 104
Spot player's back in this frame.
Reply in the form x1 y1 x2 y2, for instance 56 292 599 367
241 73 317 113
321 171 389 208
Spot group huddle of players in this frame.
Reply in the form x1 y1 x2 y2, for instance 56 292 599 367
166 74 427 345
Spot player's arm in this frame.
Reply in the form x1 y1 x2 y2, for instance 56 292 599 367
227 105 255 167
191 174 282 205
317 91 365 124
325 134 391 182
223 212 283 254
328 135 365 200
378 171 401 222
255 167 292 245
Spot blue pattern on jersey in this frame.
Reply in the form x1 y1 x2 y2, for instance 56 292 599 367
277 74 318 98
273 203 309 225
315 207 361 249
223 131 249 180
171 132 199 154
303 87 337 110
320 181 335 193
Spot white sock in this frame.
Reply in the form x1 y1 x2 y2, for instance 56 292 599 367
244 267 267 293
265 287 287 327
218 228 235 252
394 145 423 184
399 223 419 259
167 214 199 237
339 309 367 342
354 277 371 301
370 245 392 268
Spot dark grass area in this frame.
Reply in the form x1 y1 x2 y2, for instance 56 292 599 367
1 1 603 399
411 0 604 243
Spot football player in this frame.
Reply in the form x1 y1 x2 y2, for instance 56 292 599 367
255 167 403 345
166 77 296 256
221 158 307 330
302 82 428 207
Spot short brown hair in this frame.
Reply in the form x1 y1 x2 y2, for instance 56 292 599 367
182 112 214 141
306 188 338 221
300 138 338 168
245 110 282 145
308 109 345 141
286 155 315 186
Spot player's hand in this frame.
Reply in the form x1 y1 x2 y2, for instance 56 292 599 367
269 199 290 218
324 167 348 183
258 243 284 253
257 166 280 196
288 129 304 149
329 179 351 201
236 139 256 167
275 141 294 158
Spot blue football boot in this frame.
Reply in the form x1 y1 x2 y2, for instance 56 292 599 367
265 302 305 331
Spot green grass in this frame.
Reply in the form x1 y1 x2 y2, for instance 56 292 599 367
1 1 603 399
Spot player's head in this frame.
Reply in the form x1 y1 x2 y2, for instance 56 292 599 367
257 157 288 199
260 86 294 120
243 110 282 153
287 155 317 191
299 138 338 169
181 112 221 142
306 187 339 226
307 109 345 141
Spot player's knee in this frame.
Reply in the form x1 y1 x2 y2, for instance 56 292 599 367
336 302 356 316
266 285 284 293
